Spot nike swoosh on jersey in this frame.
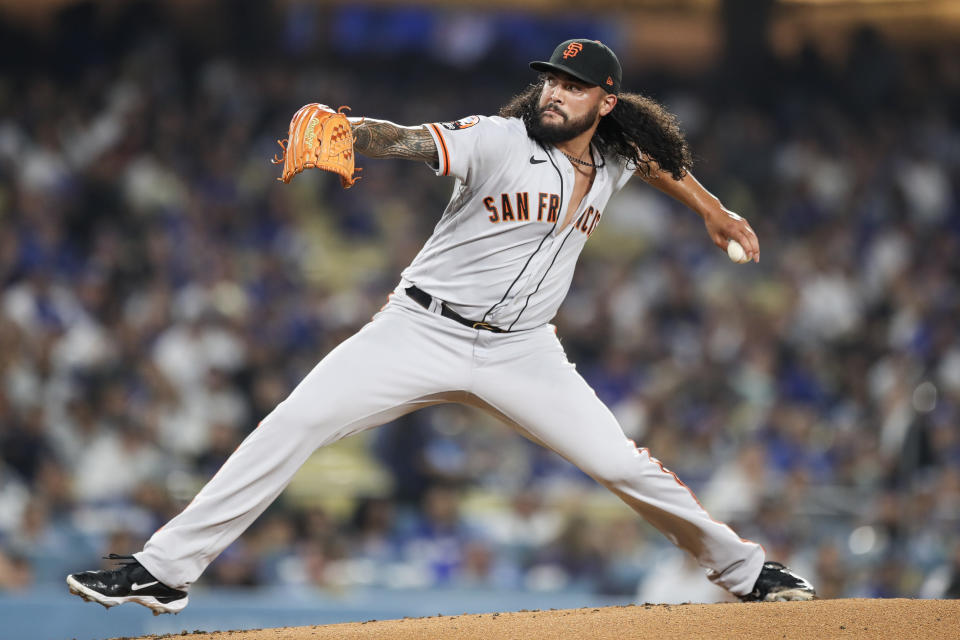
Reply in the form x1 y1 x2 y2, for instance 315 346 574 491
130 581 159 591
529 156 546 164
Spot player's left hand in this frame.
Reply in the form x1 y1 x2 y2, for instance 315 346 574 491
271 103 361 188
704 208 759 263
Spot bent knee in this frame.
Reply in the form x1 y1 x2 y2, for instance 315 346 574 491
594 463 639 488
584 450 642 488
259 397 339 435
589 445 672 489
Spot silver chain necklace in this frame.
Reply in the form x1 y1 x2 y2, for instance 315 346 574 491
561 150 602 169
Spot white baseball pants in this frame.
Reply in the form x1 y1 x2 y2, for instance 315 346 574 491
135 286 764 596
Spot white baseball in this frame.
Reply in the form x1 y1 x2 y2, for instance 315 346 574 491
727 239 750 264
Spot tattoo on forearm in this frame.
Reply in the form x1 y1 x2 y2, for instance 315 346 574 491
352 121 438 163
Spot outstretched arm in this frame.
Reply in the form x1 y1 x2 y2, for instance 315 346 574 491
350 118 439 164
639 165 760 263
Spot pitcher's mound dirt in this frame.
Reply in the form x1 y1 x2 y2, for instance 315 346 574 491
122 598 957 640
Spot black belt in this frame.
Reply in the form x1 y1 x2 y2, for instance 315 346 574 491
405 286 507 333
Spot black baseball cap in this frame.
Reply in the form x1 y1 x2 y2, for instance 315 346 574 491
530 38 622 95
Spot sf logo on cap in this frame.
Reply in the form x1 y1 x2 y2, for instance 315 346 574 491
563 42 583 59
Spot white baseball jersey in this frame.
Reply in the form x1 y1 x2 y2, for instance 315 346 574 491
403 115 634 331
132 111 765 603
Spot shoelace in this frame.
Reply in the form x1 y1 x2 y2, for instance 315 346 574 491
104 553 137 564
102 553 142 577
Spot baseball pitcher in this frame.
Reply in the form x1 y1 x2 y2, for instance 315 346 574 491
67 39 815 614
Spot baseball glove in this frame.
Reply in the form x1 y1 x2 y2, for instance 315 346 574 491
272 103 361 188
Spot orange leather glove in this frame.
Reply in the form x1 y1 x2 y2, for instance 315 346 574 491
272 104 361 188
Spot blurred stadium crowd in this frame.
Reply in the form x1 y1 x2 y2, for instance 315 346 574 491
1 2 959 603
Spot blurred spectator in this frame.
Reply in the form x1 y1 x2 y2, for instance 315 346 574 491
529 515 605 592
920 544 960 599
812 543 849 600
396 483 481 585
701 442 769 522
71 421 165 503
348 497 398 564
480 489 564 568
0 550 32 591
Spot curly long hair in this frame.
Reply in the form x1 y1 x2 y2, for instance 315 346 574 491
499 79 692 180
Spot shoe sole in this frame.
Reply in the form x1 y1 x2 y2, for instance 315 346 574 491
763 588 817 602
66 575 188 616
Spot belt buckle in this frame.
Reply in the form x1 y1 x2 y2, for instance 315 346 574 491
472 321 505 333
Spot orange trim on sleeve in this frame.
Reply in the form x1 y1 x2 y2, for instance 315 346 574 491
428 123 450 176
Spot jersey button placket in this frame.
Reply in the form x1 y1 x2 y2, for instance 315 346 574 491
551 162 574 238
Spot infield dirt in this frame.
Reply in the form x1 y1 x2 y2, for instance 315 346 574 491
110 598 957 640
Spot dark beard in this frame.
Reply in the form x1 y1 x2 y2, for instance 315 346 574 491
524 103 599 145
